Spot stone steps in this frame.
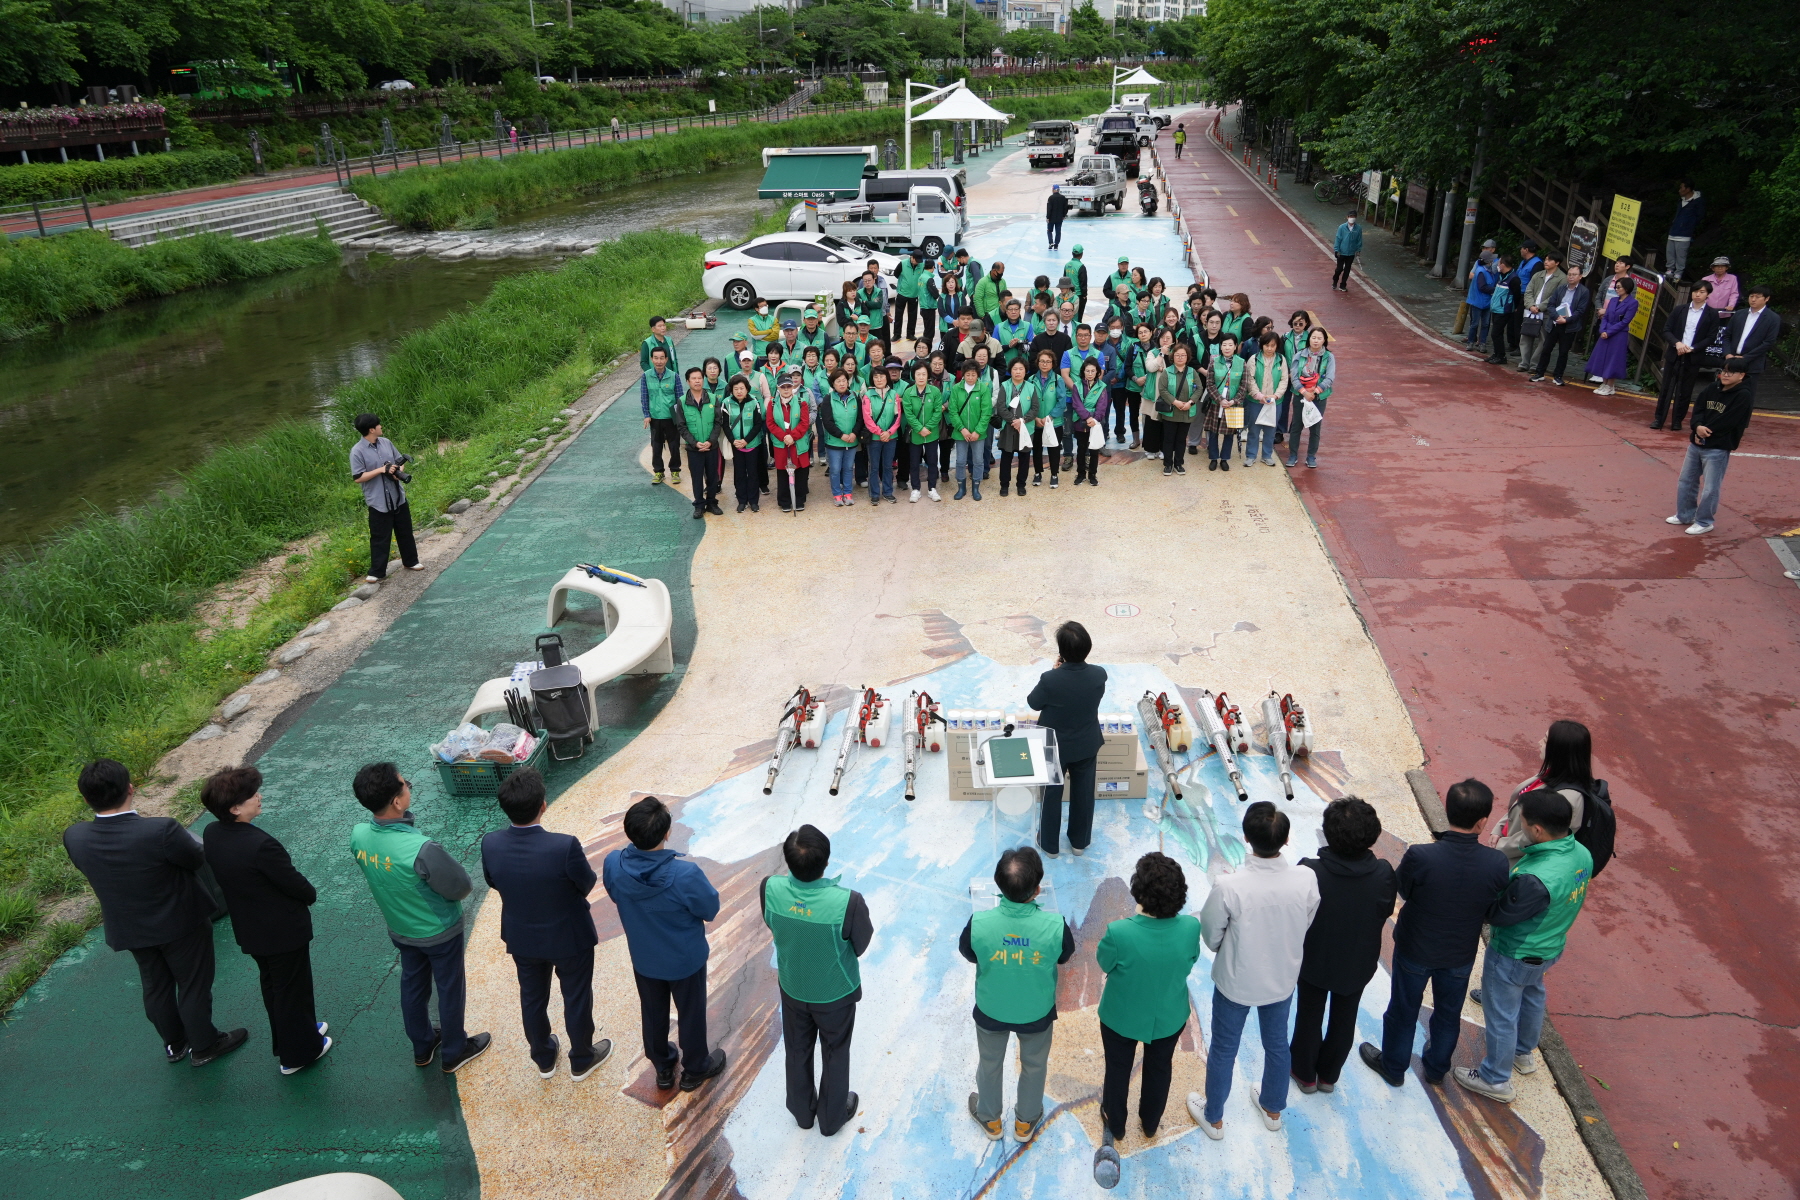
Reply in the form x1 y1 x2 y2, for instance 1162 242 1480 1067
99 184 393 248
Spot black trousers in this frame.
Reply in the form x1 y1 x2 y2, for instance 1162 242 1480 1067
731 444 764 505
781 989 857 1133
685 446 722 509
916 312 937 352
1490 311 1520 359
1332 254 1355 289
1046 217 1064 248
1163 428 1187 469
254 945 323 1069
1290 977 1364 1085
893 295 919 342
131 924 221 1053
1040 753 1096 853
648 417 681 473
998 449 1029 491
1077 443 1102 481
1538 323 1579 380
516 947 596 1071
366 502 418 578
635 964 709 1075
1100 1019 1182 1138
1110 387 1137 439
906 442 939 490
775 463 810 510
1655 349 1702 428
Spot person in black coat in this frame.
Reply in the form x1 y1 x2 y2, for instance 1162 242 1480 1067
1653 280 1722 430
1722 286 1782 400
1289 798 1397 1091
1362 778 1511 1087
1027 621 1107 856
62 759 248 1066
201 766 329 1074
1045 185 1070 252
480 768 612 1080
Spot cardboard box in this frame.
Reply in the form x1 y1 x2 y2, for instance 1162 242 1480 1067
1096 741 1150 799
1095 729 1145 773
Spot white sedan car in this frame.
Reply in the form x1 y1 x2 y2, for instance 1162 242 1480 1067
703 233 902 310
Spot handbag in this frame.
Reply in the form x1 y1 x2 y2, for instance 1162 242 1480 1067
1520 313 1545 337
1224 404 1245 430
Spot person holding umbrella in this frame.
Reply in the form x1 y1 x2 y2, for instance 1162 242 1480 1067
765 370 812 513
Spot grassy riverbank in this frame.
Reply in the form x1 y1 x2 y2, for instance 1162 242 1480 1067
354 90 1115 232
0 228 342 340
0 229 704 1012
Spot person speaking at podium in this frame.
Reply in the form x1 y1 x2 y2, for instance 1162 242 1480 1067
1028 621 1107 857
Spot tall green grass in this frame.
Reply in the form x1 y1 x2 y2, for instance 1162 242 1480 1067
0 149 246 205
0 227 343 339
0 232 704 989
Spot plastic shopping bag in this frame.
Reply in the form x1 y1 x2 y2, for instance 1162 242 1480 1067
1302 399 1324 428
1255 402 1278 427
1088 421 1106 449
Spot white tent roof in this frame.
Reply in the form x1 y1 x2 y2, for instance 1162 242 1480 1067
912 86 1013 123
1116 66 1162 86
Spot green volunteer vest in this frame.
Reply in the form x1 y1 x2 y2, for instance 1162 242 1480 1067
972 897 1064 1025
865 387 898 434
703 376 728 405
1062 258 1084 290
643 369 680 420
827 392 860 446
641 333 677 373
947 382 988 433
763 874 861 1004
724 396 763 446
1213 356 1245 399
679 395 717 442
350 821 461 940
1489 835 1592 961
904 384 946 444
1105 271 1135 300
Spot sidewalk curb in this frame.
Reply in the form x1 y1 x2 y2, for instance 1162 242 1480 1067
1402 767 1649 1200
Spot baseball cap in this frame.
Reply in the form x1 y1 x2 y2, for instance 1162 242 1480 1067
1482 238 1497 248
1052 184 1060 190
1118 255 1129 263
1070 245 1083 255
781 319 797 330
778 369 801 386
1712 255 1731 266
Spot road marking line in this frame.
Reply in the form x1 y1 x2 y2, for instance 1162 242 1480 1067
1202 173 1211 180
1226 206 1239 217
1245 229 1261 245
1273 267 1292 289
1733 452 1800 460
1212 187 1222 196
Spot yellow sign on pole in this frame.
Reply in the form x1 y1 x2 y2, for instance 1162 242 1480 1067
1600 194 1641 262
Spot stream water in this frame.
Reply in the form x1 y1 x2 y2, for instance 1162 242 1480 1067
0 162 769 554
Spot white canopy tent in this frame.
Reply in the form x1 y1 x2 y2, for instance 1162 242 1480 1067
1112 65 1163 106
903 81 1014 173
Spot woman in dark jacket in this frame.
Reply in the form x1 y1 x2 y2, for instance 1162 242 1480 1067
1289 797 1397 1092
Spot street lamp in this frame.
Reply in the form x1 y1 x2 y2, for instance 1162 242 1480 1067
526 0 555 79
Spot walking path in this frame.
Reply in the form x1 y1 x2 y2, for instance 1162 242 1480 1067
1165 109 1800 1200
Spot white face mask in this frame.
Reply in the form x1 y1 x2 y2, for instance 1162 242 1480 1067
1347 218 1356 226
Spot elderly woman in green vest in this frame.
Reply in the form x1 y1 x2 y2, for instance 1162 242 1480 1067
959 846 1076 1144
1090 852 1201 1189
901 362 947 503
1204 333 1245 469
722 374 765 513
946 360 993 502
678 367 726 519
1154 341 1201 476
761 825 874 1137
991 357 1040 497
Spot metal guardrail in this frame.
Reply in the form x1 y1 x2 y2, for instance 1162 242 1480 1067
1 194 95 239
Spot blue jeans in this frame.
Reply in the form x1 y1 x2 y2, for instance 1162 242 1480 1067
394 933 468 1062
1379 950 1473 1080
826 445 857 496
951 437 983 482
1675 443 1730 528
1465 305 1492 347
1207 429 1236 461
1243 401 1276 460
865 438 896 498
1478 951 1559 1085
1204 987 1292 1123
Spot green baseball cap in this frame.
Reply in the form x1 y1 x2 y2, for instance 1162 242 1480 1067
1118 255 1130 263
1071 245 1083 255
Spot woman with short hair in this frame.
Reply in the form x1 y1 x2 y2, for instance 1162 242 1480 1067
1203 333 1244 470
723 374 765 513
1588 276 1638 396
1154 342 1201 476
1285 327 1335 469
1071 357 1110 487
1245 332 1288 468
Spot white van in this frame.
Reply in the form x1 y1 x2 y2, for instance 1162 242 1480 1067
786 168 969 232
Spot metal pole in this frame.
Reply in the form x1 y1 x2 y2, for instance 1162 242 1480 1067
1431 188 1456 278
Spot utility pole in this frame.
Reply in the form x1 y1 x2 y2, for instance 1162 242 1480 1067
1453 133 1485 291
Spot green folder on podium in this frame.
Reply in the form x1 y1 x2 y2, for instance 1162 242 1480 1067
986 737 1036 779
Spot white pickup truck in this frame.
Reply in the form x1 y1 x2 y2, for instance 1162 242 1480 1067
817 186 960 258
1061 155 1127 214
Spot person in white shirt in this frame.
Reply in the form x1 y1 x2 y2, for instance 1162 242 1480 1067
1187 802 1320 1137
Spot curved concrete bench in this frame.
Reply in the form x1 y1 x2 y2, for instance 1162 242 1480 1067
462 569 674 731
241 1174 403 1200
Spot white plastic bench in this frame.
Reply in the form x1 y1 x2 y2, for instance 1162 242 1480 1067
461 569 674 730
241 1175 403 1200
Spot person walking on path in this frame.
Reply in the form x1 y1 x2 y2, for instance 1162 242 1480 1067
1173 124 1187 158
350 762 491 1073
201 766 329 1076
480 769 612 1082
1454 789 1593 1103
960 846 1077 1144
1516 251 1563 375
640 347 683 488
762 825 874 1136
1188 802 1319 1138
678 367 726 519
1288 799 1395 1095
602 796 728 1094
1046 185 1069 251
350 414 423 584
1090 852 1201 1190
1653 280 1718 429
1665 355 1754 535
65 758 247 1068
1529 267 1592 386
1331 213 1362 292
1587 276 1638 395
1028 621 1106 857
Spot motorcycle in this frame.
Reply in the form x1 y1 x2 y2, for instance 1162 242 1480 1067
1138 180 1159 217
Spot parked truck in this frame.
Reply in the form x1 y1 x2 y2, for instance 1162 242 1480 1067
1094 125 1142 178
1061 155 1127 214
1026 120 1079 168
818 186 960 258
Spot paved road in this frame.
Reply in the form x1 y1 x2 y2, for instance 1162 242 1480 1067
1164 112 1800 1200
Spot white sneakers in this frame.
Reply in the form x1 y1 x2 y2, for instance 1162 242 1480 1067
1666 515 1713 535
1514 1052 1539 1075
1452 1065 1517 1103
910 489 921 503
929 488 942 502
1248 1086 1282 1131
1187 1093 1223 1139
1594 383 1616 396
1665 515 1685 525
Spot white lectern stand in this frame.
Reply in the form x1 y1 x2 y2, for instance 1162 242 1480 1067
966 725 1062 856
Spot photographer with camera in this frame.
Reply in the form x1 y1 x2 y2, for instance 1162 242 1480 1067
350 413 424 584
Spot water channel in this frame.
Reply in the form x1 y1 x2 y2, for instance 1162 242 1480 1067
0 162 769 554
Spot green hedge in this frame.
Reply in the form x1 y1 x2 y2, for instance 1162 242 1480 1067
0 228 342 339
0 149 247 204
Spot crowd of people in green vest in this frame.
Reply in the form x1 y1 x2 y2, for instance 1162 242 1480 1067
638 244 1341 516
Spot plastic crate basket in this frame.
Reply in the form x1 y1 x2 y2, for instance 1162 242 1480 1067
435 729 550 797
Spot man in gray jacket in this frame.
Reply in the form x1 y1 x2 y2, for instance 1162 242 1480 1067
1515 251 1563 374
349 412 424 584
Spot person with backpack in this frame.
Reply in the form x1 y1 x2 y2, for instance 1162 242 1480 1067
1491 719 1614 873
1484 257 1525 365
1456 788 1593 1103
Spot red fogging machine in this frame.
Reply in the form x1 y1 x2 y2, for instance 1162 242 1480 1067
829 687 892 796
763 686 823 794
901 690 945 802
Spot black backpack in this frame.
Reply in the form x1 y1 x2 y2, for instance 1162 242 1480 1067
1572 779 1616 877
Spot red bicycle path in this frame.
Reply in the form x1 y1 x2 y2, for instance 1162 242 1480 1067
1164 111 1800 1200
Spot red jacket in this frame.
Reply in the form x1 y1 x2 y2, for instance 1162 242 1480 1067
765 394 812 469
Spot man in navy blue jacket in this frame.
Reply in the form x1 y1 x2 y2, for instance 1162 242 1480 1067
602 796 727 1093
1360 778 1511 1087
481 768 611 1080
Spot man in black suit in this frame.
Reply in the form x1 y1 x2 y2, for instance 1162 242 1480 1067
62 759 248 1066
1027 621 1108 857
480 768 612 1080
1653 280 1721 430
1723 284 1782 402
201 766 330 1075
1529 267 1592 387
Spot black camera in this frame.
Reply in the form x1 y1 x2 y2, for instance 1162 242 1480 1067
388 453 414 484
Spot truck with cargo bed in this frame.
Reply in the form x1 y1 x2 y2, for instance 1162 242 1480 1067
1061 155 1127 213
